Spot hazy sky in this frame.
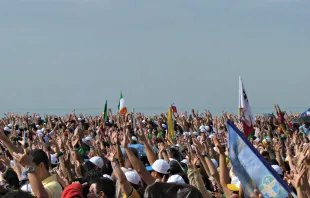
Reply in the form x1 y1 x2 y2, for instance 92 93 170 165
0 0 309 114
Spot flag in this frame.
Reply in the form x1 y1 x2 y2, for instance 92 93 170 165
103 100 108 122
118 92 127 115
171 103 178 118
167 107 175 140
227 120 295 198
238 76 254 139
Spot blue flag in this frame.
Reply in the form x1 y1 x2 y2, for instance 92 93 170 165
227 120 295 198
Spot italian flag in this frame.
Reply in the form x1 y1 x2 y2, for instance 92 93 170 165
118 92 127 115
239 77 254 139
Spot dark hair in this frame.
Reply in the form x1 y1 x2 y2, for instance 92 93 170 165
93 177 115 198
86 169 102 184
29 149 49 170
81 161 97 176
169 148 181 161
169 161 182 175
261 151 270 157
3 190 35 198
2 169 20 189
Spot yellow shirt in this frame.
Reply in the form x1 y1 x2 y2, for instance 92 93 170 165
32 174 63 198
123 188 140 198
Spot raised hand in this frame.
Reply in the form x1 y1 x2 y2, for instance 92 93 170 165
135 128 147 143
121 129 129 148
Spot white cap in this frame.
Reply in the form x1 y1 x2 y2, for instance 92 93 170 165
176 144 180 147
50 154 59 165
167 174 185 184
36 125 40 129
4 127 11 132
211 158 218 168
131 136 137 141
125 171 141 185
90 156 104 169
82 136 92 143
205 126 211 131
78 117 82 121
209 134 215 138
193 132 198 136
199 126 205 130
254 138 260 143
181 159 188 165
142 120 146 124
200 128 206 133
272 165 283 175
8 124 13 128
161 124 167 128
151 159 170 174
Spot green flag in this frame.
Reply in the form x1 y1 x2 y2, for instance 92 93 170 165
104 100 108 121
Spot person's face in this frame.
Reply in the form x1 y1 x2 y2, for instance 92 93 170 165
88 183 103 198
151 171 160 179
34 162 47 181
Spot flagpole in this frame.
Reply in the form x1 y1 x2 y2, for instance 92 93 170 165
132 108 136 129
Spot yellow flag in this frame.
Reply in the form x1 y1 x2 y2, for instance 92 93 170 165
167 107 175 140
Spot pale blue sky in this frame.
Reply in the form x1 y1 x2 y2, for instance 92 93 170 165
0 0 309 115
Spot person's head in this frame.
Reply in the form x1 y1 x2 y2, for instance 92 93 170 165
261 151 271 164
3 190 36 198
29 149 49 181
89 157 104 170
169 160 183 175
88 177 115 198
151 159 170 180
2 168 19 189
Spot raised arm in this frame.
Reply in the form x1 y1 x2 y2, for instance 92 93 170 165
122 130 155 185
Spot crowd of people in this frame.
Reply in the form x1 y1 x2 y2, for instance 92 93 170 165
0 106 309 198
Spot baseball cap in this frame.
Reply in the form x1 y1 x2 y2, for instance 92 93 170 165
167 174 185 184
151 159 170 174
89 156 104 169
125 171 141 185
181 159 188 165
131 136 137 141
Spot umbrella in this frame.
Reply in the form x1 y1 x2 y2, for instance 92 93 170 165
298 116 310 123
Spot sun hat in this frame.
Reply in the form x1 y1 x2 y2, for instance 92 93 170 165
151 159 170 174
89 156 104 169
125 171 141 185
